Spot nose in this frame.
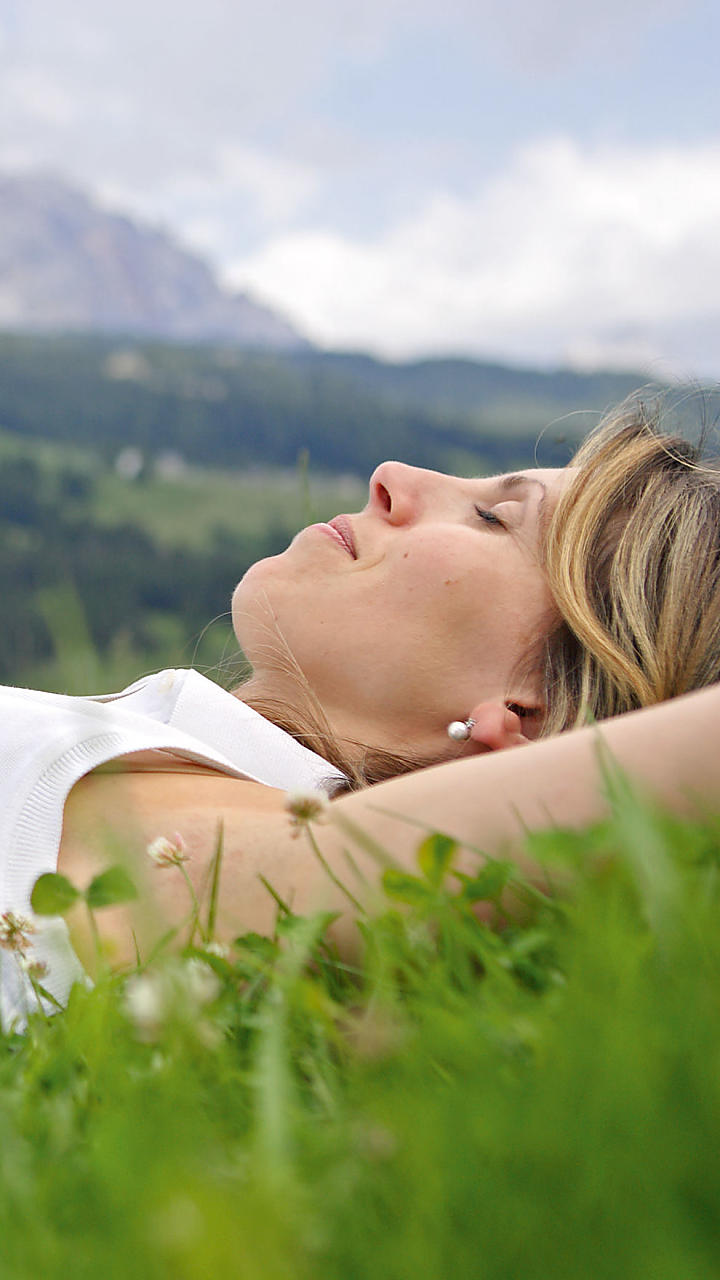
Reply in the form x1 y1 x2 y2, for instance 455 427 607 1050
368 460 439 526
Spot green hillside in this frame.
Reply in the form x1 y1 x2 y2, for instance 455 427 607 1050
0 332 653 477
287 349 648 432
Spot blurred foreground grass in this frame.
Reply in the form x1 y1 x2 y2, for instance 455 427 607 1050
4 774 720 1279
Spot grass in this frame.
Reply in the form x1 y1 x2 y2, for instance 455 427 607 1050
3 772 720 1278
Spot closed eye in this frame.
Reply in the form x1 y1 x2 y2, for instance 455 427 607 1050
474 505 506 528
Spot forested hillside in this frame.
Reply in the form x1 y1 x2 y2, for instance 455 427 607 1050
0 333 648 475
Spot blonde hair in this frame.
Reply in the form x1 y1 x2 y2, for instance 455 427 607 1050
540 394 720 736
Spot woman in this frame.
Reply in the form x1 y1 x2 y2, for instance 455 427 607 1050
4 395 720 1022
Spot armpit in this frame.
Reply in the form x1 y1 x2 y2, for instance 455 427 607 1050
92 749 234 777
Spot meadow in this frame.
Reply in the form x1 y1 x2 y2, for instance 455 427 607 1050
3 766 720 1279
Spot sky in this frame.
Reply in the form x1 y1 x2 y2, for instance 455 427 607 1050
1 0 719 376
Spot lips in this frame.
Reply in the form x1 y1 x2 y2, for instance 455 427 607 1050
327 515 357 559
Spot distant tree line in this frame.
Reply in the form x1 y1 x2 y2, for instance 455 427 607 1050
0 333 618 477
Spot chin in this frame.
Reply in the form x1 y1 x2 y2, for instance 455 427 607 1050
231 561 270 641
232 548 299 653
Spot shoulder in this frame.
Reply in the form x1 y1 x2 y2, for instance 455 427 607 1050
64 753 288 847
57 760 296 973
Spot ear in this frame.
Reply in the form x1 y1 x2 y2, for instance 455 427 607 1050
466 702 534 753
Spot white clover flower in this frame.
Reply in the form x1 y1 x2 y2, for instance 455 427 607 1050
19 956 49 981
0 911 36 954
203 940 230 960
183 958 221 1007
124 971 168 1038
146 832 188 869
123 959 221 1042
285 788 330 836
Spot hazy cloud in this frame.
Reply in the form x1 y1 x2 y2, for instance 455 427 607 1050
228 137 720 376
0 0 700 180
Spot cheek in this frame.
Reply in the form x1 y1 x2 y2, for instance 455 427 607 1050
391 538 478 594
393 541 504 618
376 547 493 663
395 542 546 664
378 547 463 629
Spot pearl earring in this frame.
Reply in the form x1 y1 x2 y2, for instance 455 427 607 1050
446 718 475 742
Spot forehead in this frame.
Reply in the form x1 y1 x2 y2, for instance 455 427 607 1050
491 467 569 492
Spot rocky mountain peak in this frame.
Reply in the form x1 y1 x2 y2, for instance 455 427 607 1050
0 171 309 349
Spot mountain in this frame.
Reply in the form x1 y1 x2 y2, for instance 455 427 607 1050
0 171 309 349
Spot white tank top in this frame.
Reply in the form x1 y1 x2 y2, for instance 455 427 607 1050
0 668 345 1029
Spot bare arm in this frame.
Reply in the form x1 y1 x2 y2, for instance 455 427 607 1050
58 683 720 967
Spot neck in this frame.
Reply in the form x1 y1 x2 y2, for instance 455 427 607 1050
233 673 445 787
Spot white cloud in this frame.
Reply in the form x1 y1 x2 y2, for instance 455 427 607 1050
5 66 80 125
92 144 321 267
0 0 702 188
212 144 319 225
477 0 688 70
227 137 720 376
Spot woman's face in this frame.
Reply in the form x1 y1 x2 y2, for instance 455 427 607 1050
232 461 571 755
